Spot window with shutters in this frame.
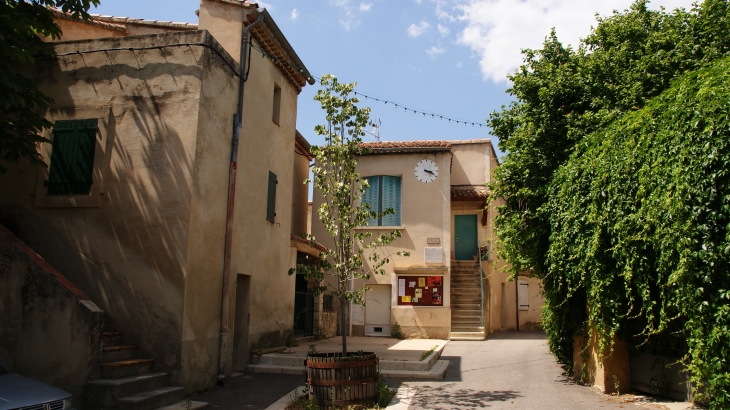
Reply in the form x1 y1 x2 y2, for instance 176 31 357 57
46 119 98 195
267 171 278 222
362 175 401 226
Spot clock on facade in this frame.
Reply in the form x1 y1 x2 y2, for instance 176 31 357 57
414 159 438 183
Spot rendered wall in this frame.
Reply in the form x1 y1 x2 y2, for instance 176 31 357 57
291 136 311 237
0 31 216 385
311 151 452 339
0 226 103 405
51 19 125 41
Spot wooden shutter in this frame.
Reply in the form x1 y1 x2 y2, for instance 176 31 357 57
362 176 379 226
47 119 97 195
518 280 529 311
267 171 277 222
381 176 401 226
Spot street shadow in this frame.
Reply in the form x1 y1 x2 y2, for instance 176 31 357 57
408 383 521 409
487 330 547 340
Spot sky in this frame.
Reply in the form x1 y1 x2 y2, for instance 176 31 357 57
90 0 696 155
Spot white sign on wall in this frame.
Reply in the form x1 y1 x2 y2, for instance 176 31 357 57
424 247 443 263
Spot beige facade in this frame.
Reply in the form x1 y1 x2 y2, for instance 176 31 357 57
1 1 315 397
310 139 545 340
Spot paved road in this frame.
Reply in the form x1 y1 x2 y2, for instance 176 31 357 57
390 331 654 410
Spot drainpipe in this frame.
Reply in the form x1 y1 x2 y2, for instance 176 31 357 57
515 277 520 331
218 9 265 383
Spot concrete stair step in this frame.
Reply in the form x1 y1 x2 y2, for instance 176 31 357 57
450 331 486 341
246 364 306 375
451 309 481 316
118 386 185 410
451 314 481 320
157 400 209 410
102 345 138 362
451 326 484 332
102 359 154 379
87 373 169 408
103 331 123 346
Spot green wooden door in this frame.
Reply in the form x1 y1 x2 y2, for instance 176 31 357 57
454 214 478 260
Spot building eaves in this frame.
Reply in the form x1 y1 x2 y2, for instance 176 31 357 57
358 140 452 155
290 234 328 257
51 8 127 33
295 131 313 160
451 184 490 200
90 14 199 30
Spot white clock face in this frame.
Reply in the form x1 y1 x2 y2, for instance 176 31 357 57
414 159 438 183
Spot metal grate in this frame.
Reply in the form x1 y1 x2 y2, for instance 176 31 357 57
18 398 65 410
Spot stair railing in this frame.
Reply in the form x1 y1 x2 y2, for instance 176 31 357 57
477 245 485 329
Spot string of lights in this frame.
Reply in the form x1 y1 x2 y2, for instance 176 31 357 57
248 41 488 128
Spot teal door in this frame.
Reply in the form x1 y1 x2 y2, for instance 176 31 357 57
454 215 478 260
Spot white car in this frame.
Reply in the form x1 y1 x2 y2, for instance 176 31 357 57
0 364 75 410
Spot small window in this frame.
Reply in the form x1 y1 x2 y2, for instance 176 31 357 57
362 176 401 226
267 171 278 222
518 280 529 311
323 295 334 312
47 119 98 195
272 84 281 125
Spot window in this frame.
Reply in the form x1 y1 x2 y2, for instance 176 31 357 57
267 171 278 222
362 176 401 226
323 295 334 312
518 280 529 311
272 84 281 125
46 119 98 195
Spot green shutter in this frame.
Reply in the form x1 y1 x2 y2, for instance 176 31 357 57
267 171 277 221
47 119 97 195
362 176 380 226
381 176 401 226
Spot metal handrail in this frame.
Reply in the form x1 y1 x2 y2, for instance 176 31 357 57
477 245 485 329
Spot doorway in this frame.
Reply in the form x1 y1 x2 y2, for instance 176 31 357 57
232 274 251 371
293 253 314 337
455 214 478 260
365 284 392 335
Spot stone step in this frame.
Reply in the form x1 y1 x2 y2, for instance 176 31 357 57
87 373 169 408
450 285 481 291
102 345 138 362
451 313 481 319
451 326 485 332
451 297 481 303
118 386 185 410
157 400 209 410
103 331 123 346
102 359 154 379
451 309 482 316
246 361 450 381
450 331 486 341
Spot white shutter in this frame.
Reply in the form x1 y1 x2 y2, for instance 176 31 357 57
518 280 529 311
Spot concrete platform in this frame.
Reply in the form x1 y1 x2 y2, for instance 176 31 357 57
246 336 449 380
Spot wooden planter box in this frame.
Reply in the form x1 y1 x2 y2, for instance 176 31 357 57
306 352 379 408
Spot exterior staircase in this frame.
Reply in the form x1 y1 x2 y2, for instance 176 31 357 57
450 260 486 341
85 318 208 410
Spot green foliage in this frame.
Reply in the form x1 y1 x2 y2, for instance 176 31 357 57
390 322 403 340
375 374 393 408
288 75 408 355
419 345 438 361
0 0 99 172
489 1 730 406
547 57 730 406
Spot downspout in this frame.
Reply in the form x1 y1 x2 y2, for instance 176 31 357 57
218 9 265 383
515 277 520 331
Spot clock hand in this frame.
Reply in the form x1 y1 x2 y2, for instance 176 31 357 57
424 169 434 175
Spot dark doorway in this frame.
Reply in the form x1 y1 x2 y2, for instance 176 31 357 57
293 253 314 337
455 214 478 260
233 274 251 371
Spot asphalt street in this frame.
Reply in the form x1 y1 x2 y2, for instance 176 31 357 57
391 331 653 410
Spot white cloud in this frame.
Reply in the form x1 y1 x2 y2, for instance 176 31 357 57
414 0 423 4
437 24 449 37
457 61 463 68
426 45 446 57
407 21 431 38
456 0 696 84
329 0 372 30
290 8 299 20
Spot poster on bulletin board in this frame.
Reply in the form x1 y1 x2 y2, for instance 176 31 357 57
397 275 443 306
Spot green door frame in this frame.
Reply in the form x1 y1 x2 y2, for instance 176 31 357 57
454 214 478 260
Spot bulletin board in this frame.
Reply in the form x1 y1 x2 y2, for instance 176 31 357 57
396 275 443 306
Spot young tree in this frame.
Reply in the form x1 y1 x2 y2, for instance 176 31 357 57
290 75 407 355
0 0 99 173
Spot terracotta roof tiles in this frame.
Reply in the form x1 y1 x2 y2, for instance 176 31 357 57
451 185 490 200
89 15 199 30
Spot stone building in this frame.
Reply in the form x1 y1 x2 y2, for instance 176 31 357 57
0 1 319 406
310 140 544 341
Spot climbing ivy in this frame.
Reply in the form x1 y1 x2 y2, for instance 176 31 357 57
488 1 730 406
547 56 730 407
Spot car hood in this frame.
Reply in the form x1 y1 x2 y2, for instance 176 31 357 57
0 373 70 410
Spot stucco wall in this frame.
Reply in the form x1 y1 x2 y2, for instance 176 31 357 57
311 151 453 338
0 225 103 405
51 19 125 41
0 31 225 386
291 139 310 237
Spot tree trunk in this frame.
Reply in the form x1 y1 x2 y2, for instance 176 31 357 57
340 295 347 355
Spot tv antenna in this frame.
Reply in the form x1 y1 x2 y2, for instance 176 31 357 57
366 118 381 141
